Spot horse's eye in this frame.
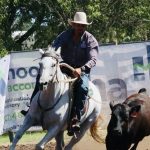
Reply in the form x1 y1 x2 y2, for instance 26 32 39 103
52 64 56 67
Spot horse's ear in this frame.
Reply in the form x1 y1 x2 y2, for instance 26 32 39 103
48 45 53 51
39 49 45 54
55 47 61 56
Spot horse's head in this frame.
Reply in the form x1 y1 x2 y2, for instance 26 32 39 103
38 47 59 90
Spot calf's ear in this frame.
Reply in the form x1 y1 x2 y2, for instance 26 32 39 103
138 88 146 94
130 105 141 118
109 101 114 110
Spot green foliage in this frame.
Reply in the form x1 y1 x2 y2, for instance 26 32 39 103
0 131 46 144
0 49 8 58
1 0 150 53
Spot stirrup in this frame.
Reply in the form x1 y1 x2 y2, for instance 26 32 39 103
67 130 74 136
72 123 80 132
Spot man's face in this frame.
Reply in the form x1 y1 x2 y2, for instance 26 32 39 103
72 23 86 35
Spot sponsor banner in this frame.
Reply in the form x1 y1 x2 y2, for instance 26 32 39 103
91 42 150 102
4 51 41 133
0 55 10 134
1 41 150 133
91 42 150 126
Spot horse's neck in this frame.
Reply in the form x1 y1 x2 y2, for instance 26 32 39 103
40 67 67 106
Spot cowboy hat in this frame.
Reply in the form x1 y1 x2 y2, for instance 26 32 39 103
68 12 92 25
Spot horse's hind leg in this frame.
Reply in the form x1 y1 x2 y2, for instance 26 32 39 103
64 114 97 150
55 131 65 150
9 115 34 150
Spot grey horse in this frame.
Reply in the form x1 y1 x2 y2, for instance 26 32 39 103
9 47 102 150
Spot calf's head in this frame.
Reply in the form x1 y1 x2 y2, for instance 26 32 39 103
108 101 141 136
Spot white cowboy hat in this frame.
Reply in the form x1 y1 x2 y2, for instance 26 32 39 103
68 12 92 25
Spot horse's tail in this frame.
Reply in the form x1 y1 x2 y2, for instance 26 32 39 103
90 114 105 143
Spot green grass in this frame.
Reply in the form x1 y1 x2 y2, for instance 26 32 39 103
0 131 72 145
0 131 48 145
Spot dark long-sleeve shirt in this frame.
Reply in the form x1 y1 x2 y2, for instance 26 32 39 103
52 28 99 73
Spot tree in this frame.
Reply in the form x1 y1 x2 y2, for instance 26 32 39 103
1 0 150 53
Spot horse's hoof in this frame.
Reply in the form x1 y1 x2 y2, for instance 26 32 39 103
64 146 72 150
9 145 14 150
35 144 44 150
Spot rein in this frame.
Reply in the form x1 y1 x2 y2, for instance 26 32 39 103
37 90 63 129
37 91 63 112
41 53 77 83
48 62 77 83
38 53 76 113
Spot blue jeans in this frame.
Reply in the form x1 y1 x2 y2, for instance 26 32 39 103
73 73 89 120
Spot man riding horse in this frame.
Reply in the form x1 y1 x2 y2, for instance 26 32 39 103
21 11 99 135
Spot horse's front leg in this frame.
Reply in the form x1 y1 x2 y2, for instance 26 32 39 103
35 125 60 150
9 115 35 150
55 131 65 150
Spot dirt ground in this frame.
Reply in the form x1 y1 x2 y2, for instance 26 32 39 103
1 133 150 150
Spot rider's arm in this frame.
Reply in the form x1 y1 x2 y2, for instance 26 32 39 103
81 35 99 72
51 30 68 50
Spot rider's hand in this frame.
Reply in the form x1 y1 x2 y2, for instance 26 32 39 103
73 68 81 78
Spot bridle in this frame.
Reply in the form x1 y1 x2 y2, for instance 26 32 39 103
37 52 77 124
40 53 77 84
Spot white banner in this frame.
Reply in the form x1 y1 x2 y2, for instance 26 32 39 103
91 42 150 126
4 51 40 133
1 41 150 134
91 42 150 102
0 55 10 134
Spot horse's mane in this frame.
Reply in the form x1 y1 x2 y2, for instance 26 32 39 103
41 47 59 59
